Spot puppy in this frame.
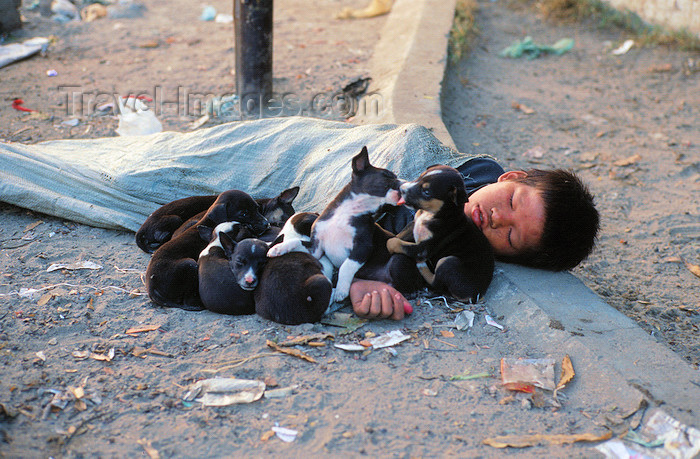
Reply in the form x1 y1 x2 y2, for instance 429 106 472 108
386 165 494 302
198 222 268 315
268 211 318 247
269 147 402 302
135 195 215 253
145 190 269 310
136 186 299 253
171 186 299 242
255 212 332 325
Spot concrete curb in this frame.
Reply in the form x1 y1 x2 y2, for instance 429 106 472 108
355 0 457 150
365 0 700 426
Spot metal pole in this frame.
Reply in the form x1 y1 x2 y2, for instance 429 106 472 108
234 0 273 119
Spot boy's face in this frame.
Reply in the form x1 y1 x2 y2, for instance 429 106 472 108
463 171 545 257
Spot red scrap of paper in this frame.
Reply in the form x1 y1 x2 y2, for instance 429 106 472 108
122 94 153 102
12 99 35 112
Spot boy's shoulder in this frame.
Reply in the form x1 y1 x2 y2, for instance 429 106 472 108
456 156 505 194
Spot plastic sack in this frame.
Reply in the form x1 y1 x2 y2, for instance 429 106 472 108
0 117 469 231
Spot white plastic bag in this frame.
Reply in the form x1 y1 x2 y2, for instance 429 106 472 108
115 96 163 136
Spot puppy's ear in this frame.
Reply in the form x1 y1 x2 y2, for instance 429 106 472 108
269 233 285 248
219 231 237 257
279 186 300 204
204 203 227 224
197 224 214 242
352 146 371 173
448 186 459 206
447 185 468 206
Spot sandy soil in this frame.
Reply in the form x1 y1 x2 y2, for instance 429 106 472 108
0 0 697 457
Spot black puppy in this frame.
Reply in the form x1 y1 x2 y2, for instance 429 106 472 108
136 195 214 253
136 186 299 253
198 222 268 315
255 212 332 325
386 165 494 302
145 190 269 310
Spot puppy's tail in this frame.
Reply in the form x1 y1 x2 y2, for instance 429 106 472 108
302 274 333 322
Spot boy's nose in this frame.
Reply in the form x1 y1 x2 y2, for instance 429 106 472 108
490 207 510 228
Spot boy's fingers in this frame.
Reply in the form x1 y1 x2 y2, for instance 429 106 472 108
388 291 404 320
380 288 396 319
368 290 383 317
354 292 372 316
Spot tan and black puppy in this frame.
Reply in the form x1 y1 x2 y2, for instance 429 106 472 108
136 186 299 253
145 190 269 310
386 165 494 302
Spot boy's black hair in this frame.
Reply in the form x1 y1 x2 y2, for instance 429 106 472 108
498 169 599 271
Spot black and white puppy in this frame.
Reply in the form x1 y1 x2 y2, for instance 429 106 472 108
255 212 332 325
269 147 402 302
386 165 494 302
145 190 269 310
198 222 268 315
135 186 299 253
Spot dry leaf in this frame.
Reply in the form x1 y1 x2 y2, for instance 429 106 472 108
37 292 53 306
613 154 642 167
556 355 575 390
90 348 115 362
69 386 84 399
24 221 43 232
137 439 160 459
683 260 700 279
278 333 333 347
648 63 672 73
440 330 455 338
74 399 87 411
483 431 612 448
512 102 535 114
72 350 90 360
125 324 161 335
266 340 316 363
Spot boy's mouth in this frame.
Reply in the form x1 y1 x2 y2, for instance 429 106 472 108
469 204 485 230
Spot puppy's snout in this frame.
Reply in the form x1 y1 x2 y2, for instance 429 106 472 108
240 272 258 290
253 218 270 235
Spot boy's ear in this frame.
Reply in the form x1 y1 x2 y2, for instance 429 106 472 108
498 170 528 182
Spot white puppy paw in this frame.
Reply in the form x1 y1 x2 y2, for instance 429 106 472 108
333 286 349 303
267 240 303 258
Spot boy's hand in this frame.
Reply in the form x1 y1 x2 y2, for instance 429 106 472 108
350 279 413 320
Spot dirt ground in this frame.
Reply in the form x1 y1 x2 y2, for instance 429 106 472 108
0 0 698 457
442 0 700 367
